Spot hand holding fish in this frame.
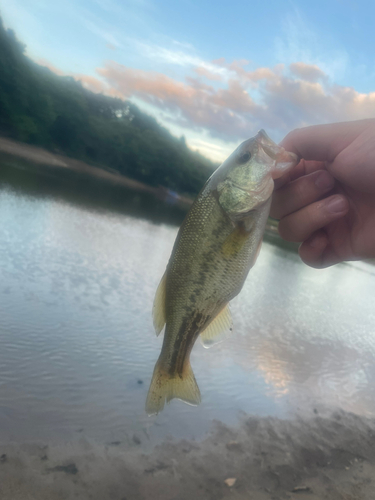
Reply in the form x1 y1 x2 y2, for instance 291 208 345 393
271 119 375 268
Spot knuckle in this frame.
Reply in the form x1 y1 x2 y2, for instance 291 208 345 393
282 128 301 145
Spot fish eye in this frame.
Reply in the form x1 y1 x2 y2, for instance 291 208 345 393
238 152 251 164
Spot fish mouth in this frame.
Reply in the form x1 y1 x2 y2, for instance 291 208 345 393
271 148 299 179
256 129 299 179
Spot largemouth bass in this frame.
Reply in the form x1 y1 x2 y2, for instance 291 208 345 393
146 130 298 415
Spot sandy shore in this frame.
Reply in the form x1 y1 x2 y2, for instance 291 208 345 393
1 409 374 500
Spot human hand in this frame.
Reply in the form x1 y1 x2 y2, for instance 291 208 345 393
270 119 375 268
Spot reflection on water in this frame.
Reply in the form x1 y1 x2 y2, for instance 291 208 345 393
0 180 375 447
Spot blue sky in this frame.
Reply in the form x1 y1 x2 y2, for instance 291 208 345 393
1 0 375 161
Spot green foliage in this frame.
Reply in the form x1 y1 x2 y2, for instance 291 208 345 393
0 17 216 195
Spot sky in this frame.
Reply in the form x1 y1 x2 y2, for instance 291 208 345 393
1 0 375 162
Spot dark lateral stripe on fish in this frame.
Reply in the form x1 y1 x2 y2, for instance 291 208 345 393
170 312 209 376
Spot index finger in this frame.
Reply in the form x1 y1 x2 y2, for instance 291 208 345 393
274 159 326 190
280 120 374 162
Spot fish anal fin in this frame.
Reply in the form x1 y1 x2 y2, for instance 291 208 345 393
145 358 201 416
152 271 167 336
200 304 233 349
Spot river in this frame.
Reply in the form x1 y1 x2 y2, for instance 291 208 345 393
0 175 374 450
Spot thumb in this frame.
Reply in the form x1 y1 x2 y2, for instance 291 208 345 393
327 126 375 193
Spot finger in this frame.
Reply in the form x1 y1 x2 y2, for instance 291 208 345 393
278 194 349 242
298 231 329 268
290 160 326 180
271 170 335 219
328 121 375 193
274 159 326 190
280 120 374 161
299 231 345 269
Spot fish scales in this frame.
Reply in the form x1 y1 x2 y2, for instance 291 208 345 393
166 193 268 375
146 130 298 415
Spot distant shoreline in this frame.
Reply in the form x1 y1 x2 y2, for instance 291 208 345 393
0 136 300 251
0 137 193 211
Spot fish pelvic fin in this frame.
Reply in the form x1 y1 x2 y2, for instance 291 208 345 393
200 304 233 348
152 271 167 336
145 358 201 416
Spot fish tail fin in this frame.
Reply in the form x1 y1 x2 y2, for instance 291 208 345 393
145 357 201 416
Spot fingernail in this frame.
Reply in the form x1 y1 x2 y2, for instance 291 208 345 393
315 172 334 190
326 197 347 214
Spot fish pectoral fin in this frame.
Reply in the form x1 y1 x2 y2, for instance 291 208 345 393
145 358 201 416
152 271 167 336
221 224 250 257
200 304 233 349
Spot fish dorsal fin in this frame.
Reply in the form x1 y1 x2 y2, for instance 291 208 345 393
152 271 167 336
200 304 233 348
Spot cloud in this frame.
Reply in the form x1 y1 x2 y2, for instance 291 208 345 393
39 53 375 158
76 74 108 94
187 138 235 163
96 61 258 138
289 62 326 82
37 58 66 77
37 58 121 97
81 18 123 48
193 66 223 81
275 9 349 82
95 59 375 143
134 41 229 78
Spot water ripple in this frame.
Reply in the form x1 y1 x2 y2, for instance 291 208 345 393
0 186 375 444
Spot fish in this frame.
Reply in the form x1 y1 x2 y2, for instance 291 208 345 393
146 130 299 415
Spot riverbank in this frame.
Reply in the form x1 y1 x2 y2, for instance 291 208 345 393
0 409 374 500
0 137 193 210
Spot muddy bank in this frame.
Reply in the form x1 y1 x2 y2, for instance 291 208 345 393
1 409 374 500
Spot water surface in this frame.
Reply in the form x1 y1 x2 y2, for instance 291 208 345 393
0 182 374 447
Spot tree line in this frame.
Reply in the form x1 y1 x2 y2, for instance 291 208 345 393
0 17 216 196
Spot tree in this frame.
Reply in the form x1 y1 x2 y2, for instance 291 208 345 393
0 15 216 195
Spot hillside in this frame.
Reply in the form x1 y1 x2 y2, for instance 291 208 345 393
0 17 216 196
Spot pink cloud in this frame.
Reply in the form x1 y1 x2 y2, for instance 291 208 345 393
38 56 375 143
289 62 326 82
211 58 279 84
85 60 375 140
96 61 257 137
36 58 120 97
192 66 223 81
76 74 107 94
37 58 65 76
